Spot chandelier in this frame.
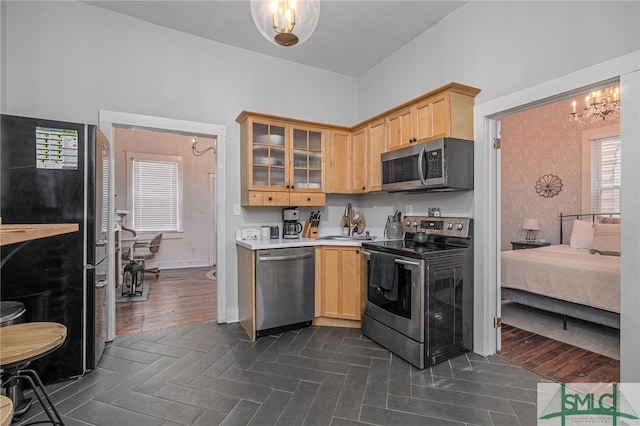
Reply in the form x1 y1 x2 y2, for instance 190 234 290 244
250 0 320 47
570 85 620 123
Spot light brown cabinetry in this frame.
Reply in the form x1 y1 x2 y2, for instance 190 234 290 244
366 119 386 192
386 84 480 151
387 106 414 151
351 127 367 193
326 123 384 194
315 246 362 322
238 112 326 206
238 83 479 199
327 130 352 194
327 129 367 194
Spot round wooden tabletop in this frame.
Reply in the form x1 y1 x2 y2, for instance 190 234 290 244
0 395 13 426
0 322 67 368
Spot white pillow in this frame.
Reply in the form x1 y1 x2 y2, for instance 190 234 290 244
569 219 594 249
590 223 621 256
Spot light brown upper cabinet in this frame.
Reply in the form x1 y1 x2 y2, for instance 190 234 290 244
327 128 367 194
366 119 386 192
327 130 352 194
238 82 479 201
387 105 414 151
386 83 480 151
327 125 379 194
238 112 327 206
351 127 367 193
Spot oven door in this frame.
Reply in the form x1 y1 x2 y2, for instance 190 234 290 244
362 250 425 343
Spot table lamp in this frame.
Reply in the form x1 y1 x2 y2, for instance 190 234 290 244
522 218 540 242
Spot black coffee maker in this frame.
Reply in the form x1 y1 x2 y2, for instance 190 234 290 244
282 207 302 239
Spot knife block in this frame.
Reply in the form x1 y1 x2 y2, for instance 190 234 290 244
302 220 318 238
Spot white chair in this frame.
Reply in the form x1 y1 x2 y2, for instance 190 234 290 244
121 226 163 278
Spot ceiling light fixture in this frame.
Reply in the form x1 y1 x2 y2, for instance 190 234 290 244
191 137 215 157
570 85 620 123
250 0 320 47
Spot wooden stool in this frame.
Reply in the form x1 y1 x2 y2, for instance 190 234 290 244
0 322 67 425
0 395 13 426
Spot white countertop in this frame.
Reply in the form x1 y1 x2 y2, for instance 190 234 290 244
236 236 379 250
235 226 402 250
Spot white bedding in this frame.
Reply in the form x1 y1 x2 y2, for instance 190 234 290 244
501 244 620 313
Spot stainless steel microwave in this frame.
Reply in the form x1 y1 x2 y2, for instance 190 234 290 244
381 138 473 192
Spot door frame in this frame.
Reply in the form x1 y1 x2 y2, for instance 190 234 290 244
472 50 640 382
98 110 227 341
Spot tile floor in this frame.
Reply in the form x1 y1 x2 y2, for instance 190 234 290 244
18 322 550 426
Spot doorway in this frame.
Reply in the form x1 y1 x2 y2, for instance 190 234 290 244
98 110 226 341
495 86 621 380
472 52 640 382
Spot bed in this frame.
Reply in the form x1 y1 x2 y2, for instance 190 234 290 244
501 213 621 329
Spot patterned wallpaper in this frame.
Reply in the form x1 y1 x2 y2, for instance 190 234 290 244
500 95 620 250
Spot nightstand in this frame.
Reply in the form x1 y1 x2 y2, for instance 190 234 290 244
511 241 551 250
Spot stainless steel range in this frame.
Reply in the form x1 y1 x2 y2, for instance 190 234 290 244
361 216 473 369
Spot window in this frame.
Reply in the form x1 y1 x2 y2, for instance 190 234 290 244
101 157 109 233
591 135 621 213
581 125 621 213
127 152 183 232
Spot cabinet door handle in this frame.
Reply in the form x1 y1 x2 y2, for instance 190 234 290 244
268 197 273 201
307 197 311 202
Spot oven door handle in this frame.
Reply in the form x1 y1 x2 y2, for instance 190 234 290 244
395 258 422 267
360 250 371 259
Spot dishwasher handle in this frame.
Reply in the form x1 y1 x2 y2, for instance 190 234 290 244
258 253 314 262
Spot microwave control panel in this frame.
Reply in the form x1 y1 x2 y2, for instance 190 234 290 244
402 216 471 238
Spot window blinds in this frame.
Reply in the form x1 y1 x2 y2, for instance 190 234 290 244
132 159 179 232
591 135 621 213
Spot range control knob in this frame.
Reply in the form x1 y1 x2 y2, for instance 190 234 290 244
447 223 454 230
456 223 464 231
412 221 419 228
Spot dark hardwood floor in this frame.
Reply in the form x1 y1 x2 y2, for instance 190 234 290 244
116 266 217 336
498 324 620 383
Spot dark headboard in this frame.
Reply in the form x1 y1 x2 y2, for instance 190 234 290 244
559 212 620 244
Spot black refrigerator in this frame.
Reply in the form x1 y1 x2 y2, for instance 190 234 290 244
1 114 108 382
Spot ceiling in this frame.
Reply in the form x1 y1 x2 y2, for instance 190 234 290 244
84 0 468 77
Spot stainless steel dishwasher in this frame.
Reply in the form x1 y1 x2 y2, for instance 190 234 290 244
255 247 315 337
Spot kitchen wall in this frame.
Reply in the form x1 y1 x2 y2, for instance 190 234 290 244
113 127 216 269
500 95 620 250
2 0 358 324
357 1 639 119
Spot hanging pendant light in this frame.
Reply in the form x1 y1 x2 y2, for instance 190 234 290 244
250 0 320 47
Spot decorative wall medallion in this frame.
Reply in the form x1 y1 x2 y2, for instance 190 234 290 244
536 174 563 198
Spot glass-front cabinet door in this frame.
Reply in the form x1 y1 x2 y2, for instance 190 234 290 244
251 121 287 189
291 126 324 191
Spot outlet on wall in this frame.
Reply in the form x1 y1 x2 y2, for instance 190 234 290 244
405 204 413 215
233 203 241 216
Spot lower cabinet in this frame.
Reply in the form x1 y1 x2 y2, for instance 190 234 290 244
315 246 362 322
